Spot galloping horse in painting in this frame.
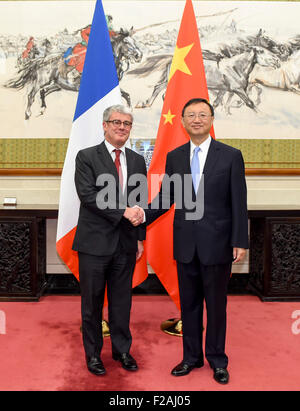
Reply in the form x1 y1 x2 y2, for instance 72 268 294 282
130 30 286 114
249 49 300 95
110 28 142 106
206 46 280 114
4 28 143 119
132 46 280 114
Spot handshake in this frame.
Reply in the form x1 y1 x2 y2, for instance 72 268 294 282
123 206 145 226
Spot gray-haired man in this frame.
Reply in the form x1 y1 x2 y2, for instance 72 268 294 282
72 105 147 375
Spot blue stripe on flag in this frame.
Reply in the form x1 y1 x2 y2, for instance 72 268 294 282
73 0 119 121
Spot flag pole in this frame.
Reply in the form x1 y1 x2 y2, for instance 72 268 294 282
102 319 110 337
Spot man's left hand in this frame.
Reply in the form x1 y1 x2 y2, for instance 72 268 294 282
232 247 246 263
136 240 144 260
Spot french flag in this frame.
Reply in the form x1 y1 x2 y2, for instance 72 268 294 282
56 0 121 278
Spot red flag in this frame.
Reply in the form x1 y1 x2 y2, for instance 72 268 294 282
145 0 214 310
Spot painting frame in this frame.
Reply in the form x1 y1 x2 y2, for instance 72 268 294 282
0 0 299 175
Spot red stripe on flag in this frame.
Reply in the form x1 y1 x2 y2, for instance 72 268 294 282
56 227 79 280
56 228 148 289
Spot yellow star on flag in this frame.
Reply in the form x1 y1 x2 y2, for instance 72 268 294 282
163 109 176 125
168 43 194 82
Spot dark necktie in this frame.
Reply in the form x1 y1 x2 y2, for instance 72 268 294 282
114 149 123 189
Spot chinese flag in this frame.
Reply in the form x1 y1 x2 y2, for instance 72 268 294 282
145 0 214 310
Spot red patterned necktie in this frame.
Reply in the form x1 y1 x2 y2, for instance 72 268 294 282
113 149 123 189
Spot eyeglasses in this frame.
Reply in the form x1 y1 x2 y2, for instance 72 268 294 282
106 120 133 129
184 113 212 121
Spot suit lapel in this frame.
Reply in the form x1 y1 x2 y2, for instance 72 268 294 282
97 141 128 206
178 142 192 176
178 141 197 199
97 141 119 182
203 138 221 181
125 147 136 186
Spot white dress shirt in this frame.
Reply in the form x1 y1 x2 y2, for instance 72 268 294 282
104 139 127 193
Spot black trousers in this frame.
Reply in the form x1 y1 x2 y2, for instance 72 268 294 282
78 246 136 359
177 253 231 369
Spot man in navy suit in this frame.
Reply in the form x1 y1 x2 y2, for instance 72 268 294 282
73 105 147 376
145 98 248 384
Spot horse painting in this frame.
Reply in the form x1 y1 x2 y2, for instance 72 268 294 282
206 46 280 114
131 46 280 114
4 28 143 119
130 30 296 114
249 49 300 95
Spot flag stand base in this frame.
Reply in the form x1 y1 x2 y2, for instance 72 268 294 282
102 319 110 337
160 318 183 337
80 320 110 337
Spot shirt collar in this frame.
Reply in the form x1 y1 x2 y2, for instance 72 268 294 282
190 135 211 155
104 139 126 156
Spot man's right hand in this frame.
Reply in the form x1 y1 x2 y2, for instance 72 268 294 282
123 206 144 226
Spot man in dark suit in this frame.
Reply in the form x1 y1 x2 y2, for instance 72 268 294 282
145 98 248 384
72 105 147 376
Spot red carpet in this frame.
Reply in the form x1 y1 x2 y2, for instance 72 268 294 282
0 295 299 391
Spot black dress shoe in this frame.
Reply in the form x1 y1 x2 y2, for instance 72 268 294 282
112 353 138 371
86 356 106 376
171 360 204 376
213 368 229 384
